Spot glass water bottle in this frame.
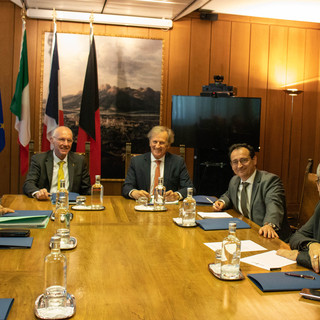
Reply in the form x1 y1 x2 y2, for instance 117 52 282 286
221 222 241 279
182 187 196 226
44 236 67 308
154 177 166 210
91 175 104 209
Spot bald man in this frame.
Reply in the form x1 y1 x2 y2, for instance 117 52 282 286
23 126 91 200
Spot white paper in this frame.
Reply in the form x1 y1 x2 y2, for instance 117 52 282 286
240 250 296 270
197 212 232 219
204 240 267 252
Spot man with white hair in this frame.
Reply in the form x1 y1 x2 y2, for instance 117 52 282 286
23 126 91 200
277 163 320 273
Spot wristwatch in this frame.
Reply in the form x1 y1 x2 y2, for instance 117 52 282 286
264 222 279 231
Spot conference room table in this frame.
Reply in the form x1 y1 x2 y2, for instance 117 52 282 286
0 195 319 319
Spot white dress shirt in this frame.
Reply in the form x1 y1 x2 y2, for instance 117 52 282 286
50 153 69 193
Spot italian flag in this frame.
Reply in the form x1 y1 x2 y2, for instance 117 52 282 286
10 21 30 176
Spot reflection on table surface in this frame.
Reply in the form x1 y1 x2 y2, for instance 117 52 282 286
1 195 319 320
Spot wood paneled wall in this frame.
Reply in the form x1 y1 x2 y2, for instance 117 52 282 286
1 0 320 212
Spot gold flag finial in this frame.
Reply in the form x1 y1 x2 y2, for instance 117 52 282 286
52 8 57 24
21 2 26 22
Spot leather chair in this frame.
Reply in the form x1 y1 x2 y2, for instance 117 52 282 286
295 159 319 229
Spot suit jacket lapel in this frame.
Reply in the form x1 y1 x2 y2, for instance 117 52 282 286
45 151 54 189
232 176 241 211
143 153 151 191
163 153 172 184
68 152 75 190
250 170 261 212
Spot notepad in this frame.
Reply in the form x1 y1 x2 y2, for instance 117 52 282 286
247 271 320 292
196 218 251 230
0 210 52 228
194 195 217 206
0 298 14 320
51 192 80 204
0 237 33 249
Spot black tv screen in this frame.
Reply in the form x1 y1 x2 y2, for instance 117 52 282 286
171 95 261 151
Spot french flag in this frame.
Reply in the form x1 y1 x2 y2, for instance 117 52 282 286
42 28 63 151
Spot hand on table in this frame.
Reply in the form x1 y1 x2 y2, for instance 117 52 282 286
165 190 180 202
131 190 151 201
309 243 320 273
276 249 299 261
0 205 14 215
259 225 279 239
35 188 51 200
212 200 225 212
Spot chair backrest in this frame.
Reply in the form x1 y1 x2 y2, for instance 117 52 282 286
29 140 91 169
124 142 186 177
297 159 319 227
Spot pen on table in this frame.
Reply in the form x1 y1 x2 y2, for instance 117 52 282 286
285 272 315 280
206 197 214 204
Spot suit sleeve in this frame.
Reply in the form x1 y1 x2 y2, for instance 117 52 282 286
175 159 195 198
289 202 320 269
78 158 91 195
23 155 44 197
122 156 140 199
261 175 286 227
219 177 236 209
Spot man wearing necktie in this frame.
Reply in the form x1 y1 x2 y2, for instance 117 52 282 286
23 126 91 200
213 143 291 242
122 126 195 201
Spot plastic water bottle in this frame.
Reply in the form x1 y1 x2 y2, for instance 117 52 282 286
221 222 241 279
91 175 104 209
154 177 166 210
182 187 196 226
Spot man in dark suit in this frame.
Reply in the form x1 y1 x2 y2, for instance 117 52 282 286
23 126 91 200
277 164 320 273
122 126 194 201
213 143 291 242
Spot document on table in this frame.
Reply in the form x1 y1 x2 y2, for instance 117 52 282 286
197 212 232 219
204 240 267 252
241 250 296 270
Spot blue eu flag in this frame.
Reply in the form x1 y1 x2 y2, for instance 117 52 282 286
0 90 5 152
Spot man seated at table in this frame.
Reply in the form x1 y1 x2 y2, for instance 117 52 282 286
23 126 91 200
122 125 195 202
277 164 320 273
212 143 292 242
0 204 14 215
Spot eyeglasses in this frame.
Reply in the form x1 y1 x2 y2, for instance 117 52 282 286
53 137 73 144
230 158 250 166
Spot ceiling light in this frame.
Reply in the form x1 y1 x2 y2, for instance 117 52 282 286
26 9 172 29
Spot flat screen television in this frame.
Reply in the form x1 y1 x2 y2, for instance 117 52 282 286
171 95 261 151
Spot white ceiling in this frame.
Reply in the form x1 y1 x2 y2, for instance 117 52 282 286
11 0 320 23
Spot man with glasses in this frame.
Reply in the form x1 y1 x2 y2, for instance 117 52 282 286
122 126 194 201
277 165 320 273
213 143 291 241
23 126 91 200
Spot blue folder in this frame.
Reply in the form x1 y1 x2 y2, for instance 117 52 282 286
196 218 251 230
51 192 79 204
194 195 217 206
0 210 52 228
0 237 33 249
247 271 320 292
0 299 14 320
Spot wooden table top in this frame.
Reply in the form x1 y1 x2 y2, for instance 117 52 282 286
1 195 319 319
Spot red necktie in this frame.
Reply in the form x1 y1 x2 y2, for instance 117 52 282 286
153 160 161 194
